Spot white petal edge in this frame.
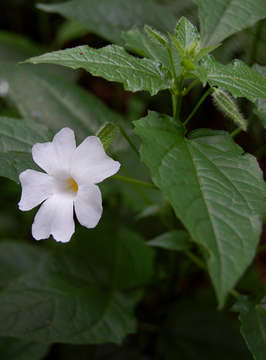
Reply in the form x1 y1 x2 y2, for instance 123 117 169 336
32 194 75 243
32 128 76 177
74 184 103 229
18 170 54 211
70 136 120 185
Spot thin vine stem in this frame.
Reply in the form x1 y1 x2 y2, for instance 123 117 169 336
182 79 200 96
113 175 158 190
184 87 213 126
118 124 139 157
231 127 242 138
184 247 241 300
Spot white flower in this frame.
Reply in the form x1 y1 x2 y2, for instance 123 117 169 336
18 128 120 243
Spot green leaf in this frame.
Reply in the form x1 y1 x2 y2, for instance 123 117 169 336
0 31 42 62
0 64 122 141
123 27 181 76
0 117 49 182
37 0 176 44
25 45 171 95
0 152 36 183
194 0 266 46
56 21 88 46
96 123 119 151
159 297 251 359
174 17 200 56
236 296 266 360
0 227 154 344
135 111 265 306
0 337 49 360
198 56 266 103
148 230 192 251
0 117 50 153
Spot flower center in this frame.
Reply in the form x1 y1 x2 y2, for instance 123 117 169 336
67 177 78 193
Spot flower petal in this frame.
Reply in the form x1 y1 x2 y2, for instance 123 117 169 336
18 170 54 211
32 194 74 243
74 184 102 229
32 128 76 177
70 136 120 184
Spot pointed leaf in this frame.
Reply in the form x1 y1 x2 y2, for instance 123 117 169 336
37 0 176 44
26 45 171 95
236 296 266 360
135 111 265 306
123 27 181 76
174 17 200 55
194 0 266 46
198 56 266 103
148 230 192 251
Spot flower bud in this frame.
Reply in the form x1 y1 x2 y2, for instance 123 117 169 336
212 88 247 131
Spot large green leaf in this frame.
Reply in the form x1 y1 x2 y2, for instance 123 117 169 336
0 64 122 141
159 297 251 359
0 31 42 62
0 337 49 360
198 56 266 103
236 296 266 360
38 0 176 44
194 0 266 46
26 45 171 95
0 117 49 182
0 227 154 344
0 152 36 183
135 111 265 306
0 117 50 153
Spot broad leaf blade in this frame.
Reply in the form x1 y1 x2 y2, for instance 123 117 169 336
38 0 176 44
159 297 251 359
26 45 171 95
0 337 49 360
0 152 36 183
0 227 154 344
0 64 122 141
135 111 265 306
198 56 266 103
0 117 50 153
236 296 266 360
194 0 266 46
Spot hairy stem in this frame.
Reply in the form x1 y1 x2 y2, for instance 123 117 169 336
184 87 213 126
113 175 158 189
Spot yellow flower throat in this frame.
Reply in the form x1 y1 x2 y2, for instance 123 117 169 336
68 177 78 193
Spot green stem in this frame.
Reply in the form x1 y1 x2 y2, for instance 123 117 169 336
171 91 177 120
184 248 241 300
113 175 157 189
230 289 241 299
175 75 184 121
184 250 206 270
182 79 200 96
231 128 242 138
248 20 263 66
167 45 178 82
118 124 139 157
184 87 213 126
